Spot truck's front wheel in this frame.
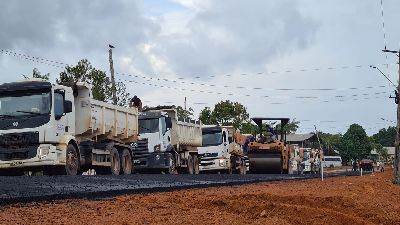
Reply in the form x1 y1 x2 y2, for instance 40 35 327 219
167 155 178 175
240 160 246 175
110 148 121 175
65 144 79 175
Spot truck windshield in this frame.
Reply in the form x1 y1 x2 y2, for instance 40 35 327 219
0 92 51 117
139 118 159 133
202 131 223 147
302 151 310 161
325 158 341 162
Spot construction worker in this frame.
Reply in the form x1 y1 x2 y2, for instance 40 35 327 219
130 95 142 111
314 152 321 174
380 160 385 172
352 160 358 171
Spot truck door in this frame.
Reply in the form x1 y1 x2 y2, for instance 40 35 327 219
160 117 170 152
222 130 229 156
51 90 69 142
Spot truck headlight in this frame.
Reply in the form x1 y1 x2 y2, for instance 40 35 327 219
39 145 50 159
219 159 224 167
154 144 161 152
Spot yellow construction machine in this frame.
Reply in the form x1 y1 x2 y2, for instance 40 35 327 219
247 117 293 174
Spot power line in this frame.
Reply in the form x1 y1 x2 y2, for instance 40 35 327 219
380 0 388 51
379 0 392 81
0 49 68 68
119 77 389 104
0 48 394 104
116 71 391 93
1 49 394 92
370 65 396 87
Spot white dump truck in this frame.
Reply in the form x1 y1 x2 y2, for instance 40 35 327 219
198 125 248 174
0 80 138 175
133 106 202 174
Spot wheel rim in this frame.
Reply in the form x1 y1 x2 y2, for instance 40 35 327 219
169 157 177 174
112 153 120 174
66 150 78 174
122 151 132 174
188 156 194 174
194 156 199 174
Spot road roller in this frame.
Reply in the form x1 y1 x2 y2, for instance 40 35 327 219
247 117 291 174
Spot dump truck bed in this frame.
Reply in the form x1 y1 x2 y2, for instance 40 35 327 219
74 84 138 143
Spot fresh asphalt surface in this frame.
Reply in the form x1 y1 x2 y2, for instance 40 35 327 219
0 171 364 205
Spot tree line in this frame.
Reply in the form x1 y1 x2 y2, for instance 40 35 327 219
26 59 130 106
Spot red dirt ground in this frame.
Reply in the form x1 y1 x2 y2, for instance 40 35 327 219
1 170 399 225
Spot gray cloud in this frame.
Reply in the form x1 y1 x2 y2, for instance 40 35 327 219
0 0 159 73
153 0 318 77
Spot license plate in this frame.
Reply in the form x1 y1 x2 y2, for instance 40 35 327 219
10 161 24 167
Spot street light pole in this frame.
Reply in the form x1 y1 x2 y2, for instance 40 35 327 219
382 48 400 184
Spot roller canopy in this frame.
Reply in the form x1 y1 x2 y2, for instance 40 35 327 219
251 117 290 127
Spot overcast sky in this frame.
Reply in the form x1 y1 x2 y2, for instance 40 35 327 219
1 0 399 135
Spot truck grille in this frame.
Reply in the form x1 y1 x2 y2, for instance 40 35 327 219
198 152 218 158
132 139 149 154
0 132 39 161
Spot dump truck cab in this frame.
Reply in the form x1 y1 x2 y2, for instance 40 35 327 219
198 125 248 174
134 111 174 171
198 126 230 172
134 106 202 174
0 80 75 171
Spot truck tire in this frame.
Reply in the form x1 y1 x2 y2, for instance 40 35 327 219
121 148 133 175
65 144 79 175
167 155 178 175
240 160 246 175
110 148 121 175
228 166 233 174
193 155 199 175
186 154 194 174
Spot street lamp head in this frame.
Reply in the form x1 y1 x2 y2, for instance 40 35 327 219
109 44 115 49
382 49 398 53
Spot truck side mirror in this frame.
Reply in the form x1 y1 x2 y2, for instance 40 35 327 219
64 100 73 114
165 117 172 129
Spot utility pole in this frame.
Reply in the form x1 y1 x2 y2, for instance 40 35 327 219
314 125 324 181
184 97 187 110
108 44 117 105
382 48 400 184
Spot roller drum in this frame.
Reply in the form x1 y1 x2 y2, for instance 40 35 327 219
248 153 282 174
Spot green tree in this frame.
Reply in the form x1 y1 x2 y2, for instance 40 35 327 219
198 101 250 129
57 59 130 106
176 106 194 121
23 68 50 80
372 126 396 147
241 122 258 134
319 132 342 156
211 100 249 129
199 107 215 125
338 124 372 162
374 142 388 161
275 119 300 134
116 82 131 107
